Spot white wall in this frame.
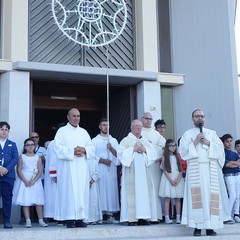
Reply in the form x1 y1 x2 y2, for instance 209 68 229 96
2 0 28 61
137 81 162 123
0 71 30 151
170 0 240 139
135 0 158 72
236 1 240 95
0 71 30 222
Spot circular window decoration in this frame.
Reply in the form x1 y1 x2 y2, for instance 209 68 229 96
52 0 128 47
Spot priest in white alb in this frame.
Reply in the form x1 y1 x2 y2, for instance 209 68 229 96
141 112 165 221
118 119 158 225
54 108 94 228
92 118 120 223
179 109 230 237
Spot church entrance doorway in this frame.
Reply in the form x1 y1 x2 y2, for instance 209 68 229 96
32 80 135 145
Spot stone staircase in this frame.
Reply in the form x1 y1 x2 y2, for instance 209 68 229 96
0 222 239 240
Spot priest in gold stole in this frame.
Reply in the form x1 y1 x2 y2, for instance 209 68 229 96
179 109 230 237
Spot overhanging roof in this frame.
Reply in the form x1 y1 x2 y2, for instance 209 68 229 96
12 61 157 85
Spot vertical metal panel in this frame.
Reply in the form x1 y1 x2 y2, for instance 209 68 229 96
161 86 174 140
109 86 133 142
29 0 135 70
157 0 172 72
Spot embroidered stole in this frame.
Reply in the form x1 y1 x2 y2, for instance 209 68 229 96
189 159 219 224
125 156 153 222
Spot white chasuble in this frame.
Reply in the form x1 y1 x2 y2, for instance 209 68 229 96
141 127 165 220
118 133 158 222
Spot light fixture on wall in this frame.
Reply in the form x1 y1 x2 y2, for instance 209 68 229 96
51 95 77 101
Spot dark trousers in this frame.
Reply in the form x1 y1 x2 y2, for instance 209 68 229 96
0 179 14 224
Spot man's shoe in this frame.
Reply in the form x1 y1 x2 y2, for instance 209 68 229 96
150 220 160 224
66 220 75 228
75 220 87 228
137 219 151 225
224 219 235 224
4 223 13 229
206 229 217 236
234 215 240 223
127 222 137 226
193 228 201 237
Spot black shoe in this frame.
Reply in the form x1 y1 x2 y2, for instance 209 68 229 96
224 219 235 224
137 219 151 225
206 229 217 236
128 222 137 226
75 220 87 228
66 220 75 228
4 223 13 229
193 228 201 236
150 220 160 224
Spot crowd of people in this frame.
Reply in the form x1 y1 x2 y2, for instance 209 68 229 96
0 108 239 237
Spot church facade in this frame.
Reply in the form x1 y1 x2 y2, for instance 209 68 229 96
0 0 239 162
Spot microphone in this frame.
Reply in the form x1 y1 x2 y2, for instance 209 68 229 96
198 122 203 133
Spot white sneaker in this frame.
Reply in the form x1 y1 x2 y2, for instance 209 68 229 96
39 221 48 227
165 219 173 224
234 215 240 223
176 219 181 224
26 219 31 228
106 216 119 224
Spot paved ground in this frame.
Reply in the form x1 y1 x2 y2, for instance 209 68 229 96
0 221 239 240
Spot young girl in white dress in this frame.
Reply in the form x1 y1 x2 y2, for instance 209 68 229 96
159 139 184 224
13 138 47 228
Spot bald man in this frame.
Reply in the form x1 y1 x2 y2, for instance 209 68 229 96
54 108 94 228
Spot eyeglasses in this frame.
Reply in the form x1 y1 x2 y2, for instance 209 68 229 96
193 115 205 118
144 117 153 121
25 144 35 147
169 144 177 147
31 136 39 139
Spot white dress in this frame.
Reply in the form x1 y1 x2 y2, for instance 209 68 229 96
13 154 44 206
159 155 184 198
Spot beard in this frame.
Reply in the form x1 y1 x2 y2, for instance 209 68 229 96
101 130 108 135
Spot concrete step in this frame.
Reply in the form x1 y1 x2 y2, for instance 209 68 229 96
0 222 239 240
